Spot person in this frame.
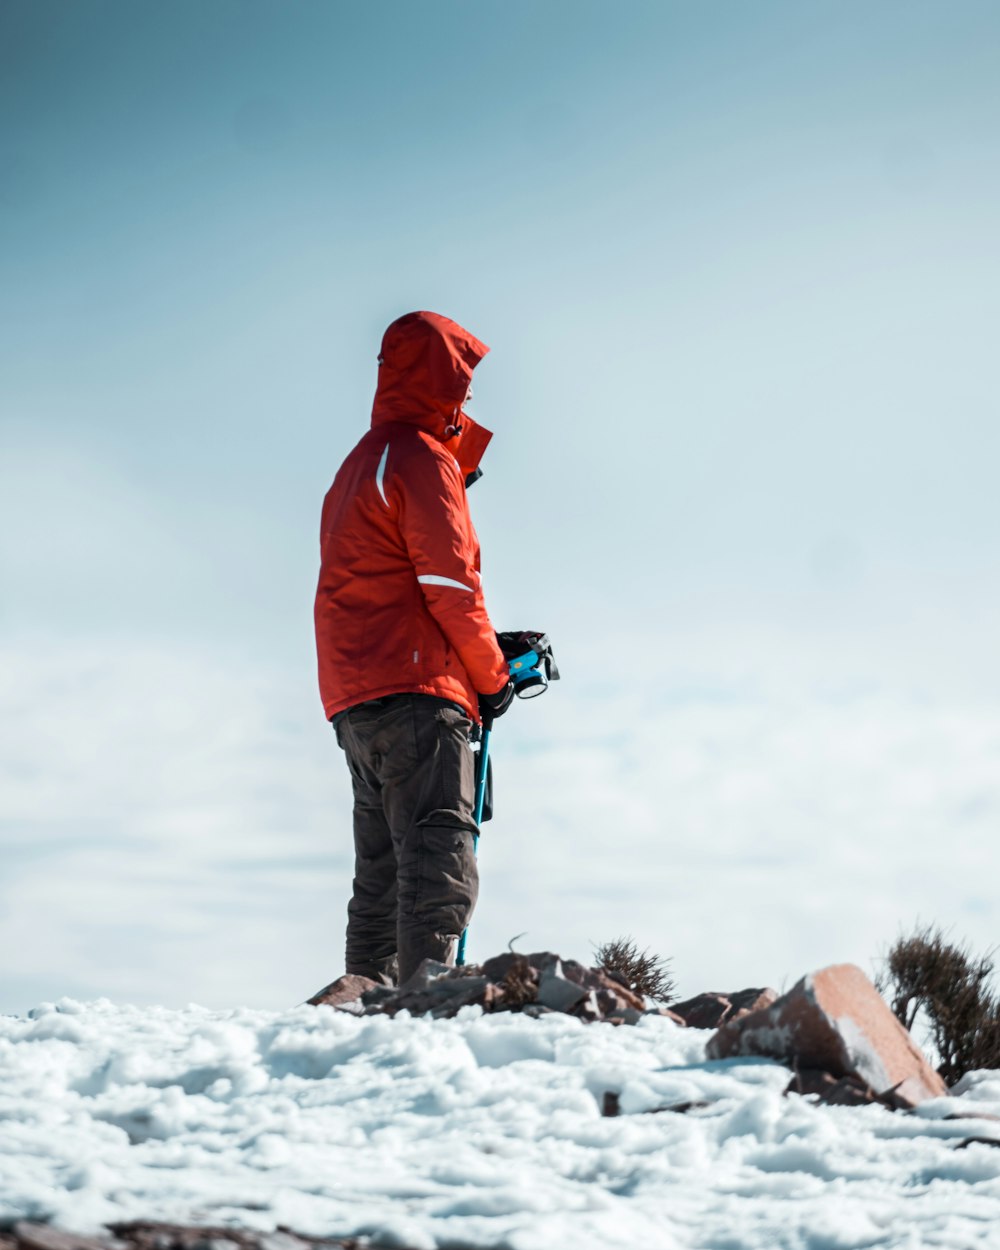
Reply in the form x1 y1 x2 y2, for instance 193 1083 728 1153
314 310 514 987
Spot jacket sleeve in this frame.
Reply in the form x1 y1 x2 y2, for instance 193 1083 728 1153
394 439 509 696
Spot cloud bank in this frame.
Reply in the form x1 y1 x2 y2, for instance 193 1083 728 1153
2 632 997 1013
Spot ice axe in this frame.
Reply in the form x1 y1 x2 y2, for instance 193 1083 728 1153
456 631 559 966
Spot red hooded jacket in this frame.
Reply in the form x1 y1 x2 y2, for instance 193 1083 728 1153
315 312 509 723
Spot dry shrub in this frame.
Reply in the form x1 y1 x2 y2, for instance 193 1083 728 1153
500 955 538 1007
594 936 676 1004
876 924 1000 1085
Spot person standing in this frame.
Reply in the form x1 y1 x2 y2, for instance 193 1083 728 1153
315 311 514 986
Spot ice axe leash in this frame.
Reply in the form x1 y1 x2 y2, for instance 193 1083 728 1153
456 631 559 967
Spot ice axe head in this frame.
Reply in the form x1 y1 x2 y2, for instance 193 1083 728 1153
497 630 560 699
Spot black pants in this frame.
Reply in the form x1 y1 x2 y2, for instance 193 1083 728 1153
335 694 479 985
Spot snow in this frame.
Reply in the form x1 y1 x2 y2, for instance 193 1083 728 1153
2 1001 1000 1249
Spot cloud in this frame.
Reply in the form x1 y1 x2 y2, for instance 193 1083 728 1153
2 632 997 1012
0 637 353 1010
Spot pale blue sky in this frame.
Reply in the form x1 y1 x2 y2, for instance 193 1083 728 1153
2 2 999 1010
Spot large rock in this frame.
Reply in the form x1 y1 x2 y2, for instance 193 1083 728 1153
707 963 947 1106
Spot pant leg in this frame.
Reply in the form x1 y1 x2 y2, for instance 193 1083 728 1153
337 696 479 986
337 717 400 984
382 701 479 984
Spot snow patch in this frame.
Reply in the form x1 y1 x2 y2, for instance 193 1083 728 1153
2 1001 999 1247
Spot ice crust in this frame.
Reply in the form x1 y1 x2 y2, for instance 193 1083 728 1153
2 998 1000 1249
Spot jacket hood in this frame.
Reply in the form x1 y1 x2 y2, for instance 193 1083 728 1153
371 311 494 479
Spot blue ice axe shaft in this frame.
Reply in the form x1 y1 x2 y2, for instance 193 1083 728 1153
456 725 491 967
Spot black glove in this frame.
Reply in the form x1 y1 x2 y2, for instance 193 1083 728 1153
478 680 515 728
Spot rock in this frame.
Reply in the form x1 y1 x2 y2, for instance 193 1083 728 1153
728 987 779 1018
573 991 604 1022
307 974 378 1009
606 1006 645 1026
601 1091 621 1117
644 1099 711 1114
591 969 646 1011
786 1067 855 1099
480 951 522 982
525 951 562 976
671 992 733 1029
15 1227 115 1250
480 982 505 1012
645 1007 687 1025
397 959 453 992
599 967 650 1007
784 1067 912 1109
259 1236 314 1250
428 977 492 1017
594 988 623 1016
102 1225 388 1250
672 988 777 1029
707 963 947 1107
305 949 685 1026
423 973 489 998
376 974 493 1019
536 960 588 1012
359 984 396 1008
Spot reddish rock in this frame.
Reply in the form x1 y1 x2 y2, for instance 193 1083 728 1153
306 974 378 1009
707 963 947 1106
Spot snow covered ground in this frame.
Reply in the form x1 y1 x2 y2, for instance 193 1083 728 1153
3 999 1000 1250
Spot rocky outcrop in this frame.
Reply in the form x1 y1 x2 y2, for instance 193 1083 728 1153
307 952 683 1024
707 962 948 1106
306 953 790 1031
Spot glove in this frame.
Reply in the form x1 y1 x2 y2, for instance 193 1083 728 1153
496 629 559 697
478 680 515 728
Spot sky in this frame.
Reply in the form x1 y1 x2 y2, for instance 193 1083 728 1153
1 0 998 1013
